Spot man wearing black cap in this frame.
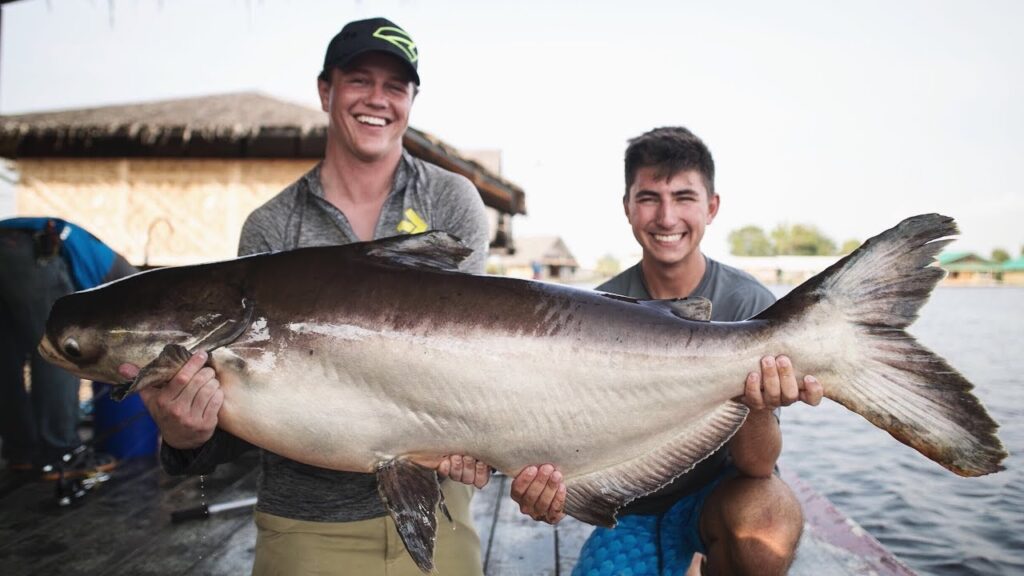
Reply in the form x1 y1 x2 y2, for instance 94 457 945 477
132 17 492 575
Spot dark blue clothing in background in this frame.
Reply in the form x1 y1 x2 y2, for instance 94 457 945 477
0 218 136 468
0 217 127 290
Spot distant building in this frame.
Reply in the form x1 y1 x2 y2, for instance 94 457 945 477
936 252 997 285
0 92 527 266
720 255 841 286
497 236 579 281
1001 256 1024 286
723 251 1012 287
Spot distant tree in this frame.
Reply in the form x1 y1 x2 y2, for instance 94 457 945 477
991 248 1010 263
771 223 837 256
595 254 621 277
728 225 774 256
840 239 861 254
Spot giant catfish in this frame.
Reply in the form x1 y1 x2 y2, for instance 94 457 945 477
39 213 1006 572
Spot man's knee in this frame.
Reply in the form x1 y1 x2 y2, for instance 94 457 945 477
702 475 802 575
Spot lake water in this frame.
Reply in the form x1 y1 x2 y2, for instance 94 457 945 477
775 287 1024 575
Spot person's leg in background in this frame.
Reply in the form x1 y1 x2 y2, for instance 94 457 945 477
0 228 87 474
0 230 42 471
22 231 82 470
0 293 36 471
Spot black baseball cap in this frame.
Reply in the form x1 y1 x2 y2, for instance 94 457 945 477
322 17 420 85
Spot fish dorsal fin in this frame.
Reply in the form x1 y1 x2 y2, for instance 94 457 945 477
364 231 472 271
666 297 712 321
563 400 748 527
642 297 713 322
376 457 448 573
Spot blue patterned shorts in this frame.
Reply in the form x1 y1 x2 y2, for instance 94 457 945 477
571 466 734 576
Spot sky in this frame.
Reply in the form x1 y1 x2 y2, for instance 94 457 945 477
2 0 1022 268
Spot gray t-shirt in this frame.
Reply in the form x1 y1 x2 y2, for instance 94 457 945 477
161 149 489 522
238 151 489 273
597 256 775 515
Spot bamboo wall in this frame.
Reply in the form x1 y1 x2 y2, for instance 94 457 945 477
13 158 317 266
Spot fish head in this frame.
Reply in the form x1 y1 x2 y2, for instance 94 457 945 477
38 263 248 384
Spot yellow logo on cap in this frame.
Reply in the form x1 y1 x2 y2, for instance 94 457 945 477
397 208 428 234
373 26 418 63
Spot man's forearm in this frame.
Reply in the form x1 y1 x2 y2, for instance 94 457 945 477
730 409 781 477
160 429 256 476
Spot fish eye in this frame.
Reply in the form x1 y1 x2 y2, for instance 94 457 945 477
63 338 82 358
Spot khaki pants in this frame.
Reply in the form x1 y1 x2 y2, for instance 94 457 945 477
253 482 482 576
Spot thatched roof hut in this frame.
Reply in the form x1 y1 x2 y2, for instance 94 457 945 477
0 92 526 215
0 92 526 265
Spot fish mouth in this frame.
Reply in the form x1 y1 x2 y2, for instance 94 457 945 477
38 334 123 386
38 336 69 369
37 336 95 382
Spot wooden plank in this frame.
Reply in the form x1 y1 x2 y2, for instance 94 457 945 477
0 456 159 543
1 454 257 576
483 474 557 576
98 459 260 575
0 456 168 573
0 452 917 576
473 473 591 575
470 473 503 562
555 517 593 575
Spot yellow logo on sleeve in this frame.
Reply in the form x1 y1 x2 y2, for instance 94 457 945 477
397 208 428 234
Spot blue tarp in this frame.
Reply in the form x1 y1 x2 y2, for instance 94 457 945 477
0 217 116 290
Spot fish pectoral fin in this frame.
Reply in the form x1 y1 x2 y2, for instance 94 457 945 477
115 344 192 401
376 457 446 573
364 231 472 271
564 400 749 527
190 297 257 353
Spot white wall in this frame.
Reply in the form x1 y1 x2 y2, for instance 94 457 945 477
0 160 18 218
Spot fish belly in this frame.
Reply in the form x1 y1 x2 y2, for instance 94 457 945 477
211 326 763 479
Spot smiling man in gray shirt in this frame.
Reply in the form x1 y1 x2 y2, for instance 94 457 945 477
127 17 497 575
511 127 824 576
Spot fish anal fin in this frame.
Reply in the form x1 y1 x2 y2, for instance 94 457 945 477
564 400 748 527
114 344 192 401
365 231 472 271
377 457 445 573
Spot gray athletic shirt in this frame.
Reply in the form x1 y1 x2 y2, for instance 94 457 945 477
597 257 776 515
160 150 489 522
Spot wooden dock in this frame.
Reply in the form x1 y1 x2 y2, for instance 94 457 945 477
0 454 915 575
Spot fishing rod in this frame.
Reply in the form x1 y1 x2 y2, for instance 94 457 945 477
50 384 154 507
171 496 258 523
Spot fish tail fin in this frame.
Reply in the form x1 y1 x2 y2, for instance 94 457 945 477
757 213 1006 476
